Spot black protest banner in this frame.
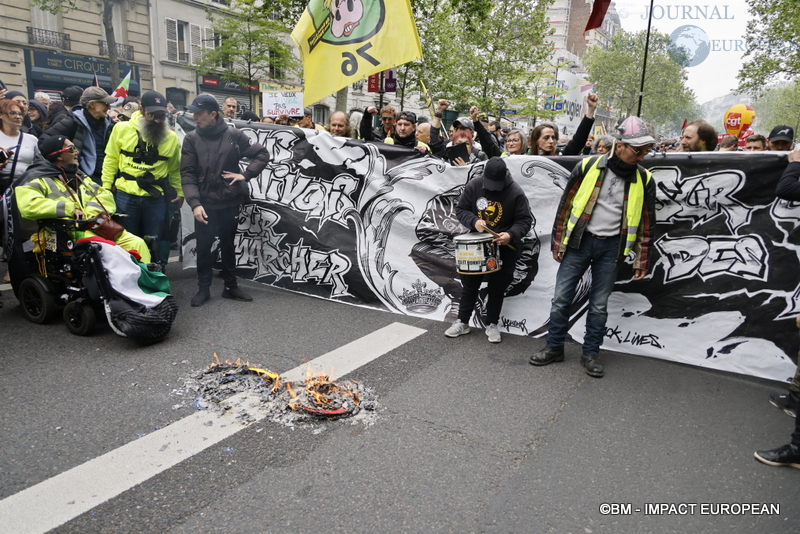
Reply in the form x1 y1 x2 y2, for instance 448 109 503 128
177 120 797 384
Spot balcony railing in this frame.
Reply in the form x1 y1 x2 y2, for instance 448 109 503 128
27 27 71 50
98 40 134 61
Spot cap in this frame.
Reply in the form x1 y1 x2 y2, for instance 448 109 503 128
63 86 84 105
81 86 115 104
482 157 508 191
185 94 220 113
38 135 67 161
304 107 313 117
454 117 474 130
769 125 794 142
140 91 167 113
119 101 139 119
615 116 655 147
241 110 260 121
398 111 417 124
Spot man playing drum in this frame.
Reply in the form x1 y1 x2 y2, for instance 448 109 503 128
445 157 533 343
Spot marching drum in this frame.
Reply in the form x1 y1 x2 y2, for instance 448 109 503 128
454 233 501 275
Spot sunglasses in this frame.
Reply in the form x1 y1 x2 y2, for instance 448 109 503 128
625 144 652 156
48 145 78 158
380 116 395 121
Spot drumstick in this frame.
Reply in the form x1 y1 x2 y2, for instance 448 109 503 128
483 226 516 251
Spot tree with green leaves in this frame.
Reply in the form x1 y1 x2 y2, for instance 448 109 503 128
751 81 800 135
401 0 554 118
193 0 299 110
737 0 800 97
33 0 122 88
584 29 699 133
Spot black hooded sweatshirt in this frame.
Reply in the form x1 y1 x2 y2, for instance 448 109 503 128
455 167 533 248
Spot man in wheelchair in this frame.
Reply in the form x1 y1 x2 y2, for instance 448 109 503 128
15 135 151 262
6 135 178 341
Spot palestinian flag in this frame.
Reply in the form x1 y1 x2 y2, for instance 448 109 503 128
111 70 132 107
77 237 178 343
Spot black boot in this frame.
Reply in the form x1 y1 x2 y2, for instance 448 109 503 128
529 346 565 366
581 353 604 378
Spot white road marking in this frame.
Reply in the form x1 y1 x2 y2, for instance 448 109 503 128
0 322 425 534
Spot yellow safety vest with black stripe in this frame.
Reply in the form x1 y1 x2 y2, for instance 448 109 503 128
101 111 183 198
16 173 112 221
563 156 651 256
15 170 152 262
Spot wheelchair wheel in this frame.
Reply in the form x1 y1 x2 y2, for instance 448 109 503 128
18 277 56 324
63 301 96 336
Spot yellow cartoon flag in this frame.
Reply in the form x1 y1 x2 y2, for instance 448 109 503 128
291 0 422 105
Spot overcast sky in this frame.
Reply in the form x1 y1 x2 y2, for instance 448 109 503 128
614 1 749 104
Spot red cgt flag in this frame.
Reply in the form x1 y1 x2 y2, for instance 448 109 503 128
584 0 612 33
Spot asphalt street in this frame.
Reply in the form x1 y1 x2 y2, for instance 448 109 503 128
0 262 798 533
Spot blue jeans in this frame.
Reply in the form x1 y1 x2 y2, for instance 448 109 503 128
546 234 620 356
114 191 167 239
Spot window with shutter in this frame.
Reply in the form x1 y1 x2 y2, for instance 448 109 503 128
203 27 215 50
31 5 58 32
190 24 202 64
165 18 178 62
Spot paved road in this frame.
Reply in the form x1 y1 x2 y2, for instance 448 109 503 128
0 263 798 533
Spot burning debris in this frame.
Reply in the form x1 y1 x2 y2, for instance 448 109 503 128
173 354 378 428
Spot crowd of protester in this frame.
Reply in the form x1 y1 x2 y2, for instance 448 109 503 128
1 81 799 469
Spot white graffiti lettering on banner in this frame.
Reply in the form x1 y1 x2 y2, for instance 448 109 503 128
235 205 290 280
655 234 768 282
290 238 352 298
233 205 352 298
653 167 752 233
246 128 360 229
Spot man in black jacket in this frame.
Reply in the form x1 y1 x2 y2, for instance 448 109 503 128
181 95 270 307
445 157 533 343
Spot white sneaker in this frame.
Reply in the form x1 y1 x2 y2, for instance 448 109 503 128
445 320 471 337
486 323 501 343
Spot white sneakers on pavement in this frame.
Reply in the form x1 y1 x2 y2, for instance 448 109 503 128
486 323 501 343
445 320 471 337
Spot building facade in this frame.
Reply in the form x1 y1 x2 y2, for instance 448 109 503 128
0 0 150 98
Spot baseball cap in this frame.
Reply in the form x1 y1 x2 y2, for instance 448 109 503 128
482 157 508 191
769 125 794 142
185 94 220 113
119 101 139 119
398 110 417 124
38 135 67 161
615 116 655 147
140 91 168 113
63 85 84 105
81 86 115 104
453 117 474 131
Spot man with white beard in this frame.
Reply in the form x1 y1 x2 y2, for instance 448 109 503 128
102 91 183 246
